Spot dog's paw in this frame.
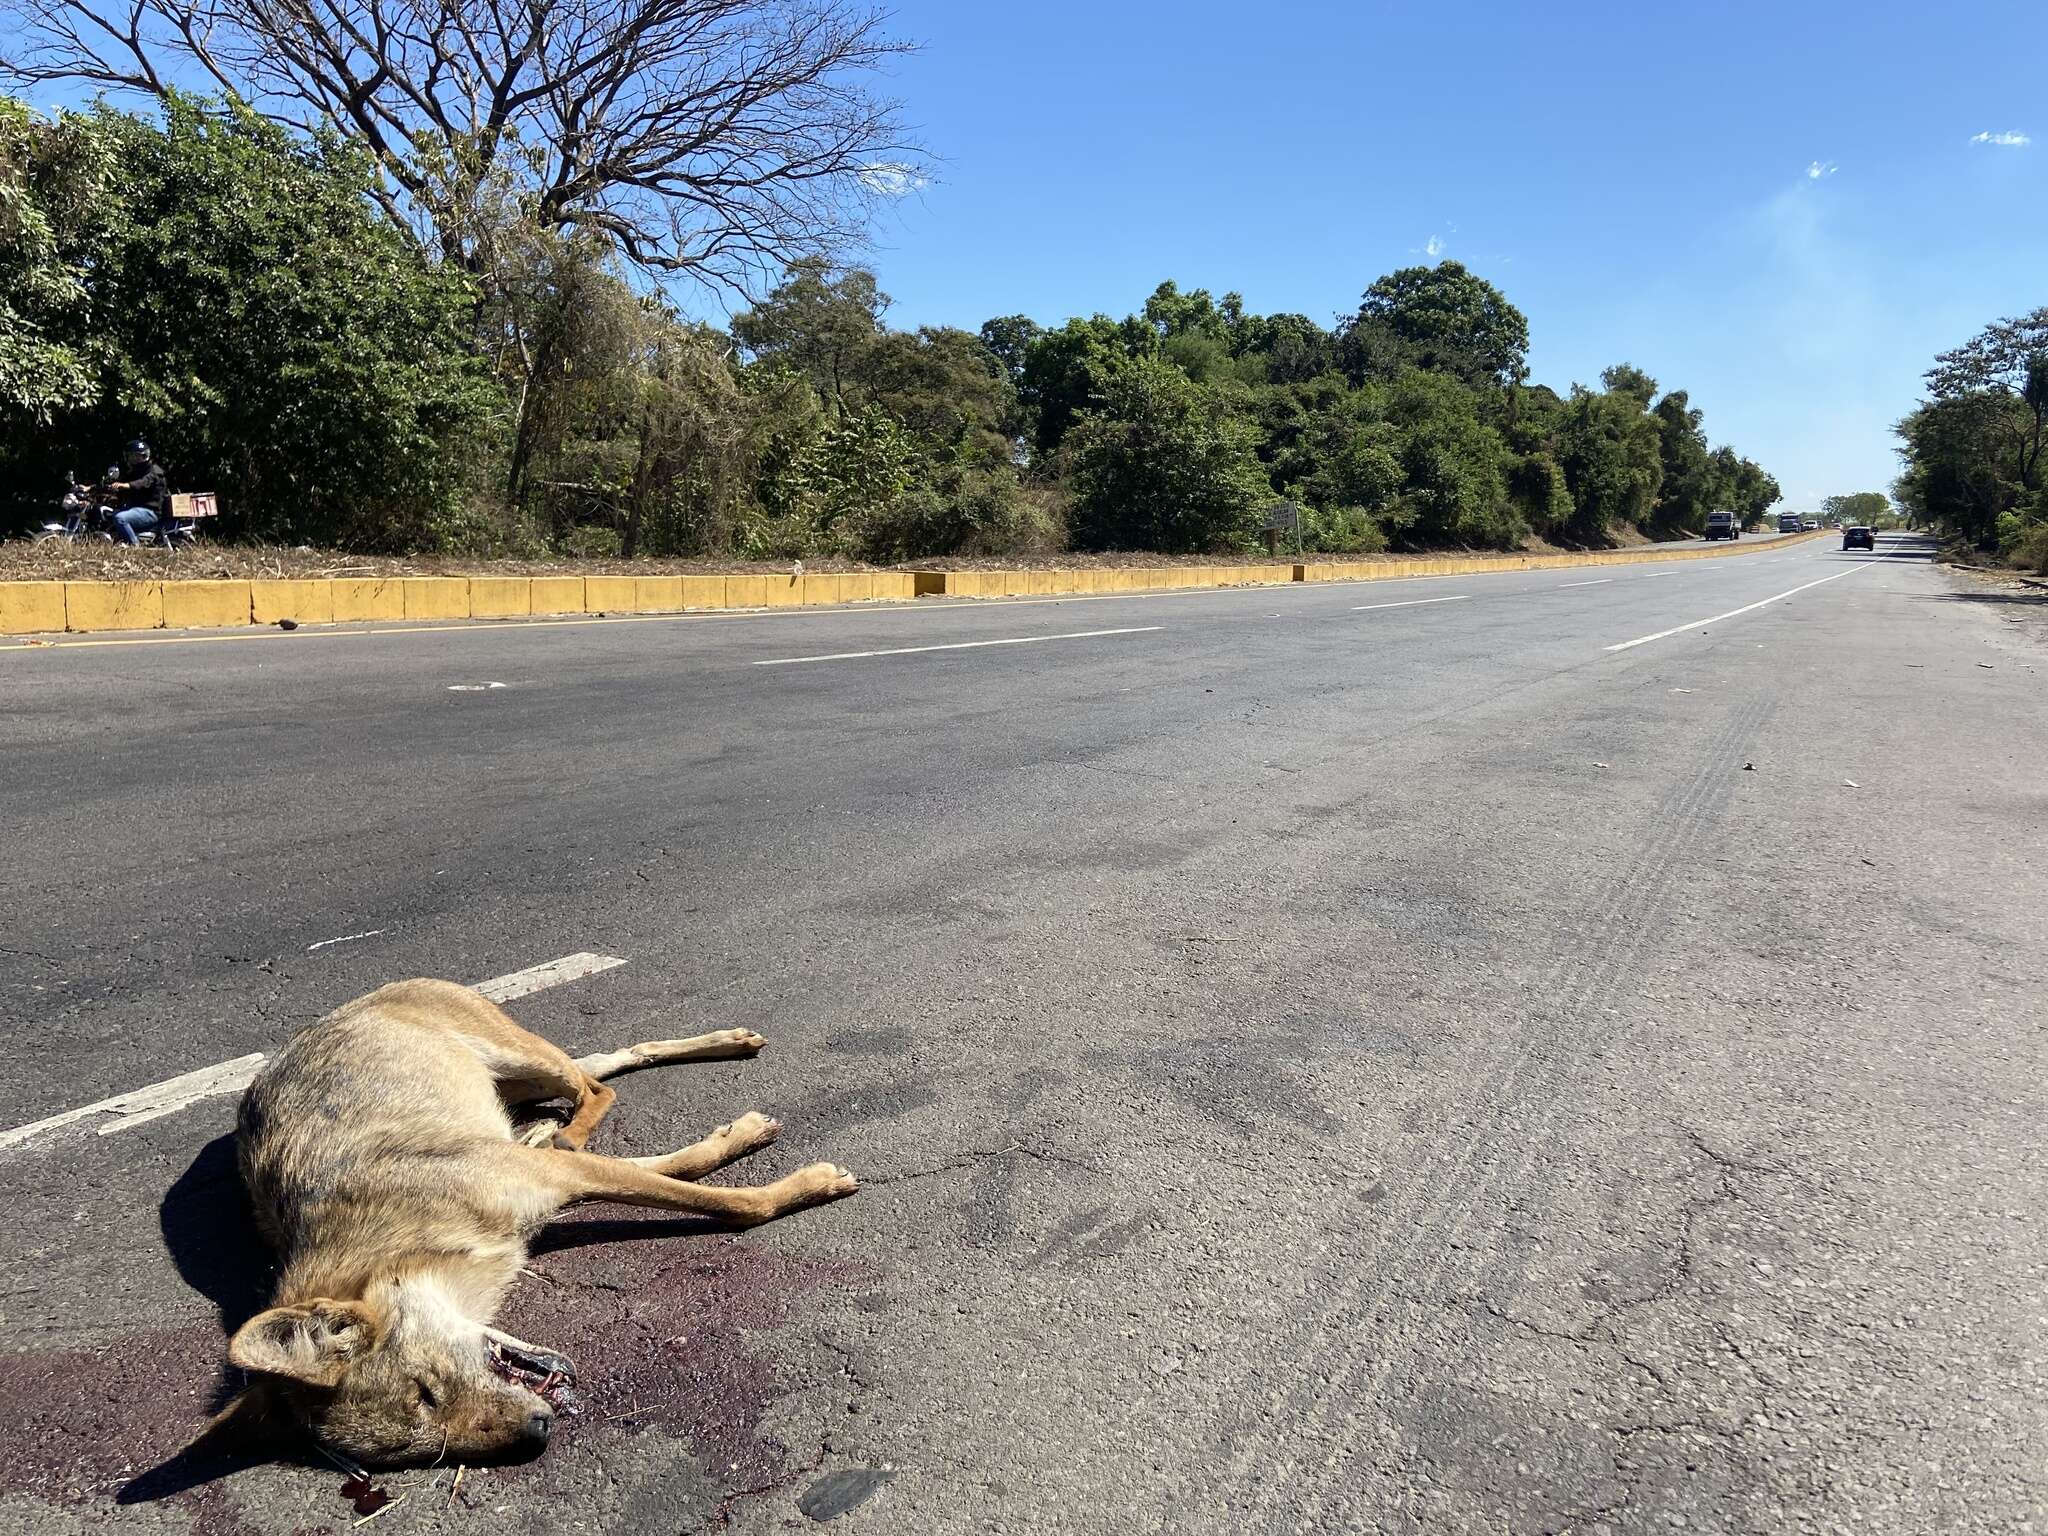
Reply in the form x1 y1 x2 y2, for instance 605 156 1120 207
517 1116 568 1149
720 1111 782 1152
788 1161 860 1205
712 1028 768 1057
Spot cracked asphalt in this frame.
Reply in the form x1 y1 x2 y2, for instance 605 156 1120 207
1 533 2043 1534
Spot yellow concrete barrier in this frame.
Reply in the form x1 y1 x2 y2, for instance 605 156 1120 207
0 581 67 634
163 580 252 629
583 575 634 612
67 581 164 632
530 576 584 615
251 579 334 626
798 573 848 605
403 578 470 620
469 577 531 619
724 575 770 608
678 575 727 609
10 533 1826 639
331 579 401 622
633 576 685 612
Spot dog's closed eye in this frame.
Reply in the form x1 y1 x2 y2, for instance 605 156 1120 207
414 1379 439 1411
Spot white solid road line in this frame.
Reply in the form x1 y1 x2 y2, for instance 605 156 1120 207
1558 579 1613 588
0 1053 269 1151
1349 595 1472 612
1604 566 1868 653
754 625 1162 666
473 951 627 1001
0 950 629 1155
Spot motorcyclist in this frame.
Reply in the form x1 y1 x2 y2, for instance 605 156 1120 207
105 439 169 545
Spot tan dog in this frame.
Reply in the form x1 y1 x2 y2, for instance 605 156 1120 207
190 978 857 1468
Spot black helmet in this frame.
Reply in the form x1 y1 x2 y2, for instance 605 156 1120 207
123 438 152 468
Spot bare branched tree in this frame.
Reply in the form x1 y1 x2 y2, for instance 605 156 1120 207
0 0 923 290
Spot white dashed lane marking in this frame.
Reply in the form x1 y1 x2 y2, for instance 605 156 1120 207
753 626 1162 666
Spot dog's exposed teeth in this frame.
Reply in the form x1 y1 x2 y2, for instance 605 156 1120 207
492 1341 578 1385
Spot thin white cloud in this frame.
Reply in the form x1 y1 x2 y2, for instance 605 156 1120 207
1424 234 1444 258
1970 130 2030 147
1806 160 1838 180
858 161 927 196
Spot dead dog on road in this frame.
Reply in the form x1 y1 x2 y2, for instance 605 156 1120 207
186 978 857 1468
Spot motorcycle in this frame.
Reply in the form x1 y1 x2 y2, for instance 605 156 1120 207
36 467 201 550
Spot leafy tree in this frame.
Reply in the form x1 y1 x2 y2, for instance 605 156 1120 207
1383 369 1521 548
1649 389 1717 536
978 315 1042 387
1895 393 2017 551
1142 280 1231 342
1343 260 1530 388
5 97 493 546
0 98 107 428
1599 363 1658 406
1554 385 1663 544
731 259 889 418
1235 311 1335 384
1019 314 1149 455
1065 356 1268 552
1820 491 1891 525
1509 451 1574 541
1925 310 2048 495
1725 455 1781 526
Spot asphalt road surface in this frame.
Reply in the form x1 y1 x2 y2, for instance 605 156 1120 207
2 533 2042 1534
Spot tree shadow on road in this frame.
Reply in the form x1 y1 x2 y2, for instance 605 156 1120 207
1922 586 2048 606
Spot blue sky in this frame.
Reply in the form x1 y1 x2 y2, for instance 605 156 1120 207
847 0 2048 509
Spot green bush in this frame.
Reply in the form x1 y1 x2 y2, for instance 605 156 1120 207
26 98 495 548
1065 357 1269 552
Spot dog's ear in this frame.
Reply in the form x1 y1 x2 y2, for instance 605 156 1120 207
178 1379 286 1462
228 1300 380 1387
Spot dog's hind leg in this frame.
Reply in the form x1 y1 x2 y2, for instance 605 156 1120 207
572 1029 767 1080
505 1143 857 1228
376 980 620 1150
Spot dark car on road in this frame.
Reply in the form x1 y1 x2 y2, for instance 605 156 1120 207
1843 525 1876 551
1703 510 1738 540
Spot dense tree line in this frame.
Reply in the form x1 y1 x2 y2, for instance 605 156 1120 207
1894 309 2048 570
2 95 1781 558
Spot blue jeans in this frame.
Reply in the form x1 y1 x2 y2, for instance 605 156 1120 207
112 506 160 545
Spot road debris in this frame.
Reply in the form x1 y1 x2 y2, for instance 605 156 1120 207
798 1468 894 1521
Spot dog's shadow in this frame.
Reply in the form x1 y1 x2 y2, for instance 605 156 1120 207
160 1132 275 1335
117 1134 278 1505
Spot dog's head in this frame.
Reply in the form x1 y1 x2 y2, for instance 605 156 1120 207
193 1297 554 1469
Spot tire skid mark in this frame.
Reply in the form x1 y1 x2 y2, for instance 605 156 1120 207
1205 692 1776 1518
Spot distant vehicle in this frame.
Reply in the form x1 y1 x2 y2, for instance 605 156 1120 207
1842 526 1876 551
1703 510 1739 540
1802 519 1819 531
1778 513 1805 533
